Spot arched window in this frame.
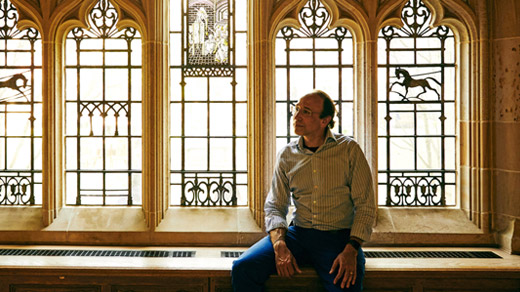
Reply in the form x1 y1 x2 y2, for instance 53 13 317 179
0 0 42 205
378 0 456 206
276 0 354 151
64 0 142 206
169 0 248 207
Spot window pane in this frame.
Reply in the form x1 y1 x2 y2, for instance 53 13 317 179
0 0 42 206
276 0 354 151
65 0 142 206
378 0 456 206
170 0 248 207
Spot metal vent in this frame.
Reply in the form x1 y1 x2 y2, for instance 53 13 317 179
364 251 501 259
221 251 243 258
0 249 195 258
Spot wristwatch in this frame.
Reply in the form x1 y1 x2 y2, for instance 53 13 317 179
348 239 361 251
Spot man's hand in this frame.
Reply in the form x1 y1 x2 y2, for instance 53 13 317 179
273 239 301 277
329 243 358 289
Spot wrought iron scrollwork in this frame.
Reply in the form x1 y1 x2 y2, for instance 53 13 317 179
183 66 233 77
90 0 119 38
386 175 444 206
281 26 294 41
0 175 33 205
181 173 237 206
401 0 431 37
79 102 129 136
299 0 330 37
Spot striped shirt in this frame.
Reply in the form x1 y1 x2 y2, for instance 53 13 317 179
264 129 376 242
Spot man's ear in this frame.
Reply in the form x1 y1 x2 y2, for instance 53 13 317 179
322 116 332 127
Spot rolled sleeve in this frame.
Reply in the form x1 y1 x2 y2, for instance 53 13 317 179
264 150 291 232
348 144 376 242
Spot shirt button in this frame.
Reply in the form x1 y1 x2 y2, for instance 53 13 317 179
313 201 316 204
313 215 317 218
314 185 318 189
313 169 317 173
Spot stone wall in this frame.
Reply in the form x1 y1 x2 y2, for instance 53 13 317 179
492 0 520 254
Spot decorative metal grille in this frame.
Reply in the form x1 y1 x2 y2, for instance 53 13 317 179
170 0 247 206
0 0 42 205
378 0 456 206
64 0 142 206
275 0 354 151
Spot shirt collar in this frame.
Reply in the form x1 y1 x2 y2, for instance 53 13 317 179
297 128 337 152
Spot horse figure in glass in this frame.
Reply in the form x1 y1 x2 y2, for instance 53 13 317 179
0 73 30 102
389 68 441 101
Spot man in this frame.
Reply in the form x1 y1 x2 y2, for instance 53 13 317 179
232 90 376 291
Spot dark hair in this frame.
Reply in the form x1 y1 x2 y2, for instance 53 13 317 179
312 90 336 129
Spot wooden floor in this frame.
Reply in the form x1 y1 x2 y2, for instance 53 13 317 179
0 246 518 292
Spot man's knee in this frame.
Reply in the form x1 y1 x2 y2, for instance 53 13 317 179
231 256 248 277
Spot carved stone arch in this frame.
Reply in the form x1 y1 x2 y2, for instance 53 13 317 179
269 0 367 41
377 0 476 42
332 0 369 41
269 0 306 41
376 0 408 31
53 0 144 43
53 0 97 44
9 0 42 33
107 0 146 39
424 0 476 42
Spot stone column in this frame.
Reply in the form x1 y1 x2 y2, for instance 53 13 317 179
141 0 170 228
248 0 276 228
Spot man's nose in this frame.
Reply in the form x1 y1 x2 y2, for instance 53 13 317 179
293 109 302 120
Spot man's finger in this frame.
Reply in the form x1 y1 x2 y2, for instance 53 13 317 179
333 262 345 284
329 259 338 274
287 261 295 277
292 257 302 273
344 271 356 288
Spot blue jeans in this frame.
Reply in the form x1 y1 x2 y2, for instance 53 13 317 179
232 226 365 292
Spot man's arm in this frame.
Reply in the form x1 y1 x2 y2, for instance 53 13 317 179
330 142 376 289
264 150 291 233
264 150 301 277
348 143 376 242
269 227 301 278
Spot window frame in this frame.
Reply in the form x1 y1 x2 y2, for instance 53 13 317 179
0 0 493 247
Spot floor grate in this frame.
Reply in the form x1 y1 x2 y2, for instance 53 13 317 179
0 249 195 258
221 251 244 258
220 251 501 259
364 251 501 259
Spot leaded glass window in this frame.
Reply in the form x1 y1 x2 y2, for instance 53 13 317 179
0 0 42 205
378 0 456 206
170 0 247 206
276 0 354 152
64 0 142 206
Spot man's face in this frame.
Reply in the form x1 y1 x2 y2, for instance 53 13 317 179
292 94 329 137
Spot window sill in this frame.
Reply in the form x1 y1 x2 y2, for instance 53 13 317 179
369 207 495 246
0 206 495 246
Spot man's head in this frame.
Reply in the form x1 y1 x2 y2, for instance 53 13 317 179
292 90 336 139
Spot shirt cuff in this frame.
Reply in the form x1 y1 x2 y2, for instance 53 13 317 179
265 215 288 233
